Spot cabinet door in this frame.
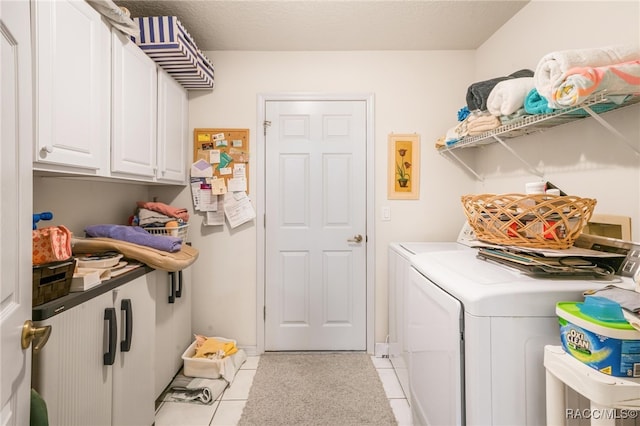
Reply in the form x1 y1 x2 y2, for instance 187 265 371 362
32 0 110 172
32 292 114 426
112 274 156 426
157 69 188 184
154 269 192 398
111 29 157 179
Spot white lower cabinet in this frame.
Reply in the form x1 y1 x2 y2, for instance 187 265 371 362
154 268 193 398
32 274 156 426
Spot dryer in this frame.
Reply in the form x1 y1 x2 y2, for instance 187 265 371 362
407 248 633 425
388 242 467 400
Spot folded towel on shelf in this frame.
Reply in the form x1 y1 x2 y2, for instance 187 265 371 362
85 224 182 253
524 88 555 114
550 59 640 108
137 208 174 227
534 45 640 100
466 113 501 136
486 77 535 116
136 201 190 222
499 108 529 125
466 69 534 111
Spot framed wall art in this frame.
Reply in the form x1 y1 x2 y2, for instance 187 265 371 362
387 133 420 200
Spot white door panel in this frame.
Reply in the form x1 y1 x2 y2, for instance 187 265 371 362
1 2 33 424
265 100 367 351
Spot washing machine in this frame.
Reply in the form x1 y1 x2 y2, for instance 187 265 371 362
407 248 634 425
387 242 469 401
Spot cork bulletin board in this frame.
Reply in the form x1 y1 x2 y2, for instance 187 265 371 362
193 128 250 193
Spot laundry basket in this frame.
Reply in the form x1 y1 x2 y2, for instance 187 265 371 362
145 223 189 241
461 193 596 249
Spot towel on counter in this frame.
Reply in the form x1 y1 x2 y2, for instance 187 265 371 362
550 59 640 108
524 88 555 114
466 69 534 111
486 77 535 116
137 201 190 222
85 224 182 253
72 236 198 272
534 45 640 100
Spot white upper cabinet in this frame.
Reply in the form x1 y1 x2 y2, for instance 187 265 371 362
157 68 189 184
32 0 110 173
111 29 158 179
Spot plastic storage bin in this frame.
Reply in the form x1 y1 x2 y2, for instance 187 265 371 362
557 299 640 377
181 337 236 379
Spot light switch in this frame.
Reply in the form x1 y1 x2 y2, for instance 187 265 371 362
381 206 391 221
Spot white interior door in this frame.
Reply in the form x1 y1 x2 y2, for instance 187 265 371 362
264 100 367 351
1 1 34 424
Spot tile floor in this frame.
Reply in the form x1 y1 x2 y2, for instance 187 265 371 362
155 355 412 426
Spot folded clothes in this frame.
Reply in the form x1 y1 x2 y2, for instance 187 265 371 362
524 88 555 114
137 207 174 227
487 77 535 116
466 113 501 136
466 69 534 111
499 108 528 125
534 45 640 100
85 224 182 253
550 59 640 108
137 201 190 222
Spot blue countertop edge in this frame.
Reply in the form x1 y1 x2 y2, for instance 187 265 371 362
32 262 155 321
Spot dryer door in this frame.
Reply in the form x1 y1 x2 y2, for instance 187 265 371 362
407 266 464 426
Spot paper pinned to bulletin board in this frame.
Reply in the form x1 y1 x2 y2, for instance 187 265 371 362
192 128 255 228
194 128 250 194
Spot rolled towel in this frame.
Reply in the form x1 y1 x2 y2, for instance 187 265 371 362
85 224 182 253
486 77 535 116
466 69 534 111
534 45 640 100
524 88 555 115
550 59 640 108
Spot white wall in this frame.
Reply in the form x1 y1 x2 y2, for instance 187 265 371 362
184 51 476 348
473 0 640 240
35 0 640 352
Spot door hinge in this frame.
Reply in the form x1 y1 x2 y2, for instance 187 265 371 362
263 120 271 136
263 306 266 320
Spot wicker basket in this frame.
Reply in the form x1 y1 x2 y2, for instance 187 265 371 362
145 223 189 241
461 193 597 249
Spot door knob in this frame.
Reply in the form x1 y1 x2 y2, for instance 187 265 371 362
21 320 52 353
347 234 363 243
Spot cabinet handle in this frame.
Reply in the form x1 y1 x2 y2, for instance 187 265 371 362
120 299 133 352
104 308 117 366
176 270 183 298
168 272 175 304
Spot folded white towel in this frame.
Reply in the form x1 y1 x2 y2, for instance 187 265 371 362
534 45 640 100
487 77 535 116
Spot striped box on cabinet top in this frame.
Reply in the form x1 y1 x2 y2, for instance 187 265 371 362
169 50 215 89
131 16 215 90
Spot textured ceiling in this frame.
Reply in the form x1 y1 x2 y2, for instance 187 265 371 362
114 0 530 51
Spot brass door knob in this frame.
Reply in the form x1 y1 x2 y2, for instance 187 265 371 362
347 234 363 243
21 320 52 353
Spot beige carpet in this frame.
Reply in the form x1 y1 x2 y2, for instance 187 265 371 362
238 353 397 426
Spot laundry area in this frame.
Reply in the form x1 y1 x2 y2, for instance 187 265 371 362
2 0 640 425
